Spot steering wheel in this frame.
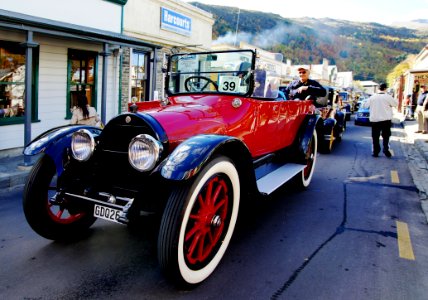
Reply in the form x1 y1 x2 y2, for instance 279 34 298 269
184 76 218 92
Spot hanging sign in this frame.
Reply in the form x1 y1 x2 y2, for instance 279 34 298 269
161 7 192 36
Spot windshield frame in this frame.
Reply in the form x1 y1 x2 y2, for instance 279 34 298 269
165 49 256 97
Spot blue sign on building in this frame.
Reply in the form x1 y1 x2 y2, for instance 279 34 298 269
161 7 192 36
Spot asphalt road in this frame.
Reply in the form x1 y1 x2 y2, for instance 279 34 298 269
1 121 428 299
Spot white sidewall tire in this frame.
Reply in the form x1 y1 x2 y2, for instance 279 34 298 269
301 129 317 188
178 158 240 284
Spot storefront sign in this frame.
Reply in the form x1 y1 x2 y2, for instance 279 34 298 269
161 7 192 36
413 72 428 85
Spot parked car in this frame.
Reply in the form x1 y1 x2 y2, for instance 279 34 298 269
354 101 370 125
23 49 329 287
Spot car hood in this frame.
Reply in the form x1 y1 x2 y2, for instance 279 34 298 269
141 95 228 148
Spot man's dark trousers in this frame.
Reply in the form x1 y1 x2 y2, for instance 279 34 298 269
371 120 392 155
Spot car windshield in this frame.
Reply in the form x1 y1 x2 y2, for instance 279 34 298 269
167 50 255 96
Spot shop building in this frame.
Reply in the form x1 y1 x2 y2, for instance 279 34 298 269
122 0 214 103
406 45 428 105
0 0 214 152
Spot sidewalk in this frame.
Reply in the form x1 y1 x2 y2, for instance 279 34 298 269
394 112 428 223
0 148 37 190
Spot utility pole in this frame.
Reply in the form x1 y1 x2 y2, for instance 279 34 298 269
234 7 240 47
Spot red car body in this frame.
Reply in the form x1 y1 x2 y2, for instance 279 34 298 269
23 49 322 287
131 96 315 157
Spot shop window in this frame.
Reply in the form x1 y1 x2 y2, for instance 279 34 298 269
131 51 148 102
0 41 38 125
67 49 97 118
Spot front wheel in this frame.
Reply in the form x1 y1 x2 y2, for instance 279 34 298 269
296 129 318 188
23 154 96 240
158 156 240 287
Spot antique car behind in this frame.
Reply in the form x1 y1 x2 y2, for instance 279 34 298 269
354 101 371 125
23 49 324 287
316 86 347 153
338 91 352 121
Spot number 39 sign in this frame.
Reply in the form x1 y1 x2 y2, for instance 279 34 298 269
219 76 240 93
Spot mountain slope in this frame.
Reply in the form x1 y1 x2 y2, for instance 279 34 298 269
190 2 428 82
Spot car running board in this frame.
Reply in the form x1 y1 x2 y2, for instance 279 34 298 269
256 163 305 195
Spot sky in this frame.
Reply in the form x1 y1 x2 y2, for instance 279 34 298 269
183 0 428 26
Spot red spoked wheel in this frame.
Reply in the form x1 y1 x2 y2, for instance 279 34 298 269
158 156 240 287
23 154 96 240
46 199 86 224
184 174 229 266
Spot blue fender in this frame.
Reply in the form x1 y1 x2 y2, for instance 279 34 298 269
24 125 102 176
335 110 346 128
160 134 248 181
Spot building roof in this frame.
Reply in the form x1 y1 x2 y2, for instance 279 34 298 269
359 80 379 86
0 9 161 50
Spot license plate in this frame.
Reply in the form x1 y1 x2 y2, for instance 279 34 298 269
94 204 121 223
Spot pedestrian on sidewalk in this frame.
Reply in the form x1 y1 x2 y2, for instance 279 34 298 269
423 94 428 133
403 94 413 120
415 84 428 134
362 83 398 158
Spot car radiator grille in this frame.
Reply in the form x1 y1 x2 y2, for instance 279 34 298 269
92 121 157 191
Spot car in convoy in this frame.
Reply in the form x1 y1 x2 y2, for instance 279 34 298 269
316 86 347 153
280 84 346 153
338 91 352 121
23 49 330 287
354 100 370 125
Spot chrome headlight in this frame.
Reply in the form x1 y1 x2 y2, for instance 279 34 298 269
71 129 95 161
128 134 163 172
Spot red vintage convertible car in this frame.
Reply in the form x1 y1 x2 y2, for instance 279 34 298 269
23 49 325 287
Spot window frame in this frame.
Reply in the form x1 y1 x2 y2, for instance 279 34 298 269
66 49 98 119
0 40 39 126
130 50 149 102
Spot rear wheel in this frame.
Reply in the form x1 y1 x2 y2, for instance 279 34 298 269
296 129 317 188
23 154 96 240
158 156 240 287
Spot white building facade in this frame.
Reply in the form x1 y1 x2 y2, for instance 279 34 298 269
0 0 214 151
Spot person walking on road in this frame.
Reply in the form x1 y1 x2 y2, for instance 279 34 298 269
415 84 428 134
362 83 398 158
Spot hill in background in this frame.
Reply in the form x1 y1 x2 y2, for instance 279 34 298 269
190 2 428 82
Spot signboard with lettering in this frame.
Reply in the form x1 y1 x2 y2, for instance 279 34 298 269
161 7 192 36
413 72 428 85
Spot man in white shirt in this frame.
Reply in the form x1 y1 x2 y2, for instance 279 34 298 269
362 83 398 157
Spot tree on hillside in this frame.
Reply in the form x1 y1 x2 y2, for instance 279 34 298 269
387 55 415 87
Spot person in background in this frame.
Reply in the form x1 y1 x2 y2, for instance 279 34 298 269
423 93 428 134
403 94 413 120
285 67 326 105
70 93 102 127
415 84 428 133
362 83 398 158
